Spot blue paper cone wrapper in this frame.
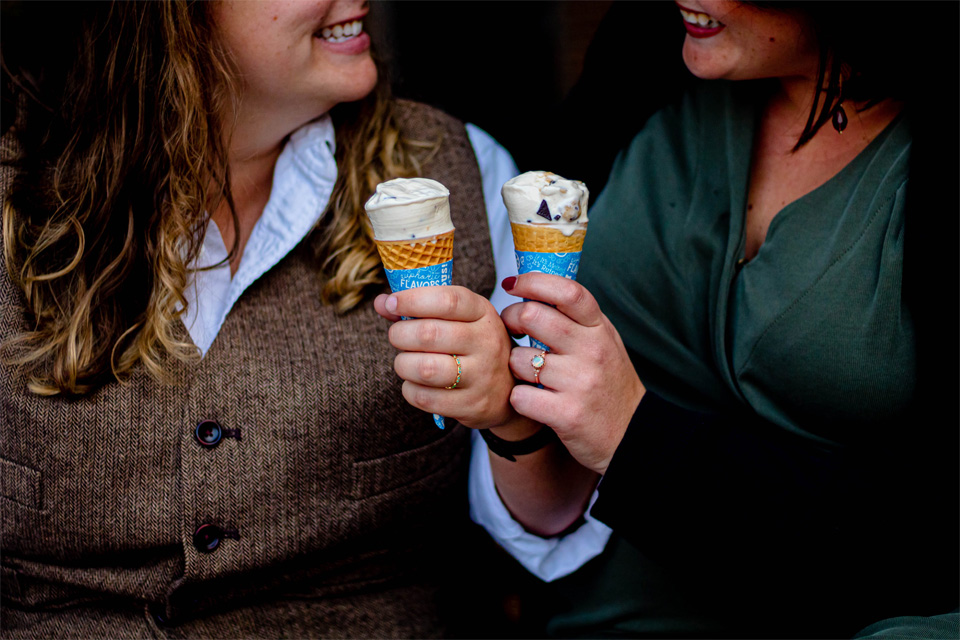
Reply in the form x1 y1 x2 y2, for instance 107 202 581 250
385 260 454 429
514 250 582 352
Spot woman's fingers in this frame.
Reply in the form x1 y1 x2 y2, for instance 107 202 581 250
386 285 489 322
400 380 510 427
388 316 480 354
503 273 605 328
395 352 464 389
377 285 517 429
509 346 568 389
501 299 580 355
373 293 403 322
508 384 570 434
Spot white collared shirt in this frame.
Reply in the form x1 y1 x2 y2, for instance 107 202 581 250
181 114 611 582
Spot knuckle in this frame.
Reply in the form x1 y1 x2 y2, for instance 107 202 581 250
560 280 594 312
556 280 580 307
583 340 606 364
517 302 542 329
580 368 603 391
417 356 439 382
472 393 491 416
440 289 460 316
409 386 432 409
415 320 440 345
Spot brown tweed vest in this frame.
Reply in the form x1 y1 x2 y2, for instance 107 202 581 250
0 101 496 638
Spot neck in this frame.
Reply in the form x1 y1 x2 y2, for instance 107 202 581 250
769 75 823 139
211 98 331 274
210 122 286 276
767 74 903 151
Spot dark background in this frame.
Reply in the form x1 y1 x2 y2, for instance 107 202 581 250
370 0 614 167
370 0 690 195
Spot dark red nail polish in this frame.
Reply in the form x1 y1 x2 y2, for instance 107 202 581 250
501 276 517 291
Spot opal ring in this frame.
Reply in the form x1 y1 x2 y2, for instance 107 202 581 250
531 350 546 385
445 355 462 389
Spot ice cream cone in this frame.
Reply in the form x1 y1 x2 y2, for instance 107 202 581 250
364 177 456 430
502 171 590 357
374 230 455 271
510 223 586 254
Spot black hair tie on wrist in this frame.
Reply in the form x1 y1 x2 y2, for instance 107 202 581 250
480 425 559 462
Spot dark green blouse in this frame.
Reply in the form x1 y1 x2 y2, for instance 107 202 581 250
579 80 913 447
556 80 937 639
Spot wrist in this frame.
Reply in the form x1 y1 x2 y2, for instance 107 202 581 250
488 417 542 442
481 424 560 462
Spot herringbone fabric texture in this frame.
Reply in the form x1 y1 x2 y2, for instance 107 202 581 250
0 100 496 638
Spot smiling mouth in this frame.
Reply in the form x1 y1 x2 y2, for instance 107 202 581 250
317 18 364 43
677 6 723 29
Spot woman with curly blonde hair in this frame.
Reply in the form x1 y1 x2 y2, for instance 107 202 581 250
1 1 522 636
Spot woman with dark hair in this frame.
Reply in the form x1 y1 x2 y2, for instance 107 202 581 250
385 1 957 637
0 1 524 637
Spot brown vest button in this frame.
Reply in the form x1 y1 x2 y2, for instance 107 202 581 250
195 420 223 448
192 523 223 553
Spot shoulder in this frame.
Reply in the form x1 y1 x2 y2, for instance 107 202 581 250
391 99 482 194
393 99 468 141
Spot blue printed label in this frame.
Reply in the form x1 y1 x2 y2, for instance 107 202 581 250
529 337 551 352
385 260 453 292
385 260 454 429
514 250 581 281
515 250 582 354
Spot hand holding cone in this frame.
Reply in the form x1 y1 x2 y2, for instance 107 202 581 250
502 171 589 352
365 178 455 430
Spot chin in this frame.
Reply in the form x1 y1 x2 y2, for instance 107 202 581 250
681 40 730 80
339 63 379 104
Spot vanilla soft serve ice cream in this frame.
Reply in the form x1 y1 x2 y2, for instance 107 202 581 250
364 177 454 241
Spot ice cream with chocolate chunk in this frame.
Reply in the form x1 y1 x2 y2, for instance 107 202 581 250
502 171 589 254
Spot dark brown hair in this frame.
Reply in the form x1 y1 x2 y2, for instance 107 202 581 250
752 1 923 149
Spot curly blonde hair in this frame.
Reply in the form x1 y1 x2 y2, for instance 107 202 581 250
2 1 425 395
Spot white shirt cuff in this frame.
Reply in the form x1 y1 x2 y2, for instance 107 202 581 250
468 430 613 582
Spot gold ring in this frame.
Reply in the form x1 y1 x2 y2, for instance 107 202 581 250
531 350 546 385
445 355 462 389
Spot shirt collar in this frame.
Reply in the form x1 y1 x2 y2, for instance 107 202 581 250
183 115 338 354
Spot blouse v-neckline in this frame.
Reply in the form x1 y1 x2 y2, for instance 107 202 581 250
728 88 907 272
714 84 910 414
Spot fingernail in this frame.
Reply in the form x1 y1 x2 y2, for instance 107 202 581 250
501 276 517 291
385 295 398 313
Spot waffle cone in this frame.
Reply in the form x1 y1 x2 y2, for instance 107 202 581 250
375 230 455 270
511 223 586 253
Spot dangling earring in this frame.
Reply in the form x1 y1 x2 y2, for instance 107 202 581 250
831 76 848 134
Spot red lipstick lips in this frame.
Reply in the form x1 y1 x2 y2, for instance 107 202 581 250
677 4 726 39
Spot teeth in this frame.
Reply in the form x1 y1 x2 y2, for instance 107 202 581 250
679 8 722 29
319 20 363 43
